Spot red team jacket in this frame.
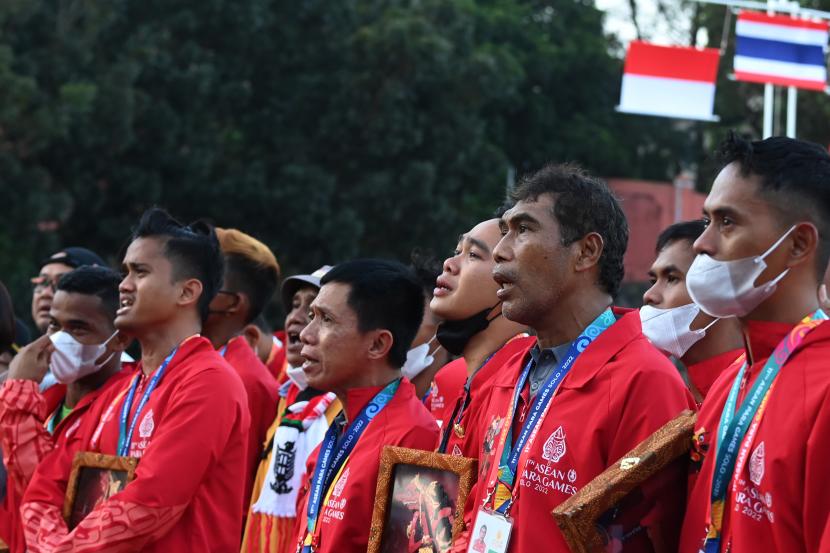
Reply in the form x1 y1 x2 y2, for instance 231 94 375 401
21 336 250 553
680 320 830 553
221 335 280 508
438 336 536 458
456 308 696 552
429 358 467 426
685 348 743 401
291 378 439 553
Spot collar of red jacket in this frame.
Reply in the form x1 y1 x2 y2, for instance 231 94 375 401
744 319 793 365
340 378 410 422
135 334 211 377
685 348 744 398
494 306 640 391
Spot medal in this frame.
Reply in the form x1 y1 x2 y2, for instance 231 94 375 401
453 422 465 438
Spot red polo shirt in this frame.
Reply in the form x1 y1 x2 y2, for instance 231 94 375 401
21 336 250 553
290 378 439 553
685 348 743 401
456 307 696 552
680 319 830 553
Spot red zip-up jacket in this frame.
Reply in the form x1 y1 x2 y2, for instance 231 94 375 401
21 336 250 553
437 336 536 458
0 375 129 553
455 307 696 552
430 358 467 426
685 348 743 402
680 319 830 553
221 335 280 509
290 378 439 553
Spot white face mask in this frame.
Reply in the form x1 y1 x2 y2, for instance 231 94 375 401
401 339 439 381
640 303 719 359
48 331 114 384
286 365 309 391
686 225 796 318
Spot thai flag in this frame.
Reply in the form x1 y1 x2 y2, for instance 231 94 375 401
618 41 720 121
734 11 829 91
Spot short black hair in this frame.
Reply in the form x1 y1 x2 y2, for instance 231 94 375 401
224 255 278 323
131 208 224 322
57 266 121 322
655 220 706 254
511 163 628 297
321 259 425 368
717 132 830 276
409 249 442 299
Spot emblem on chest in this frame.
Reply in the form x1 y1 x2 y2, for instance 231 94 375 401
138 409 155 439
542 425 567 463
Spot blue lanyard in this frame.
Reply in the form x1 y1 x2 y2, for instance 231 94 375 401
495 308 615 514
704 308 827 552
219 344 228 357
118 346 178 456
303 378 401 550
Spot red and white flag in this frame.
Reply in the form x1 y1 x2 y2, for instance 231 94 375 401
618 41 721 121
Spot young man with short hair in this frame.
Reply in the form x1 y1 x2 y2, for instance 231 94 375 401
202 228 281 506
291 259 439 553
680 135 830 553
0 266 128 553
430 218 531 457
642 220 743 400
21 208 250 552
29 248 105 334
459 164 695 552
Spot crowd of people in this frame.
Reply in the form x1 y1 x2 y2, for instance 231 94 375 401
0 132 828 553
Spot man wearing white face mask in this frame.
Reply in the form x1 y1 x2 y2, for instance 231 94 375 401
0 266 129 553
679 134 830 553
242 266 340 553
641 220 743 401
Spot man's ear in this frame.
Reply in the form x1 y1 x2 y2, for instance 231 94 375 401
573 232 605 274
241 323 262 351
788 222 819 269
367 329 394 362
178 278 204 310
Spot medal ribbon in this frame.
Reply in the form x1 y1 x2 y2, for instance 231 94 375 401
117 346 179 456
703 309 827 553
302 378 401 552
491 308 616 514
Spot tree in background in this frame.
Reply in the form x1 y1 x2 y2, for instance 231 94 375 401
1 0 692 325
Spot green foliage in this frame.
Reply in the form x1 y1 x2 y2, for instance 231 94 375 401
1 0 689 325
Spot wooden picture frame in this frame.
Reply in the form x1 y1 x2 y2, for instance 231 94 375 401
368 446 477 553
552 409 697 553
63 452 138 529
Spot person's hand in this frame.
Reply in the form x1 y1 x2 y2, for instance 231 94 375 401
8 334 54 383
820 284 830 314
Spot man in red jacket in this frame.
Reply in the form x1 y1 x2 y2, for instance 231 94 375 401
458 163 695 553
202 227 281 508
291 259 439 553
430 216 531 457
679 135 830 553
21 207 250 553
642 220 743 401
0 266 129 553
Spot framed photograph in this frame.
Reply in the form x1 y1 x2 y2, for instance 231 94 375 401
552 410 697 553
368 446 477 553
62 452 138 530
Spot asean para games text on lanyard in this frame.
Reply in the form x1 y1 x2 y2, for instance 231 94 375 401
703 309 827 553
300 377 401 553
485 307 616 515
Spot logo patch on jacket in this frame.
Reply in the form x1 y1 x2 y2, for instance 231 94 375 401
139 409 155 438
749 441 765 486
542 426 567 463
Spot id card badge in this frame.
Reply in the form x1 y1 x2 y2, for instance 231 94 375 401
467 508 513 553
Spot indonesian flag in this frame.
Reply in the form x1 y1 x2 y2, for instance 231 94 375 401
734 11 829 91
618 41 721 121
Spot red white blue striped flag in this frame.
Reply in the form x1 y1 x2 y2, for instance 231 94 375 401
735 11 829 91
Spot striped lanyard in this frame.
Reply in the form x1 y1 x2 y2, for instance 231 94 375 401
703 309 827 552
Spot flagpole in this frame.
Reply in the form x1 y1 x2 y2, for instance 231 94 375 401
762 0 775 138
785 86 796 137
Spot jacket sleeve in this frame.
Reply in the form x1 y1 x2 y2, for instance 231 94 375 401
803 384 830 552
21 367 250 553
0 380 56 497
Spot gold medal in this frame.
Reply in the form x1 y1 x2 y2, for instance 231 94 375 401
453 422 465 438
